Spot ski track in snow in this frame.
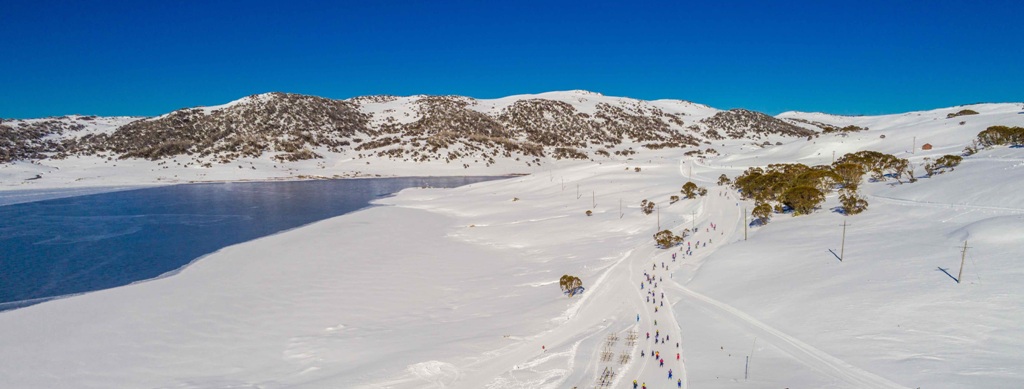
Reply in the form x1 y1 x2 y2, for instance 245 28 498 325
666 282 909 389
868 194 1024 214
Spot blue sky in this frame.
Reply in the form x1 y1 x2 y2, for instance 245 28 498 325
2 0 1022 118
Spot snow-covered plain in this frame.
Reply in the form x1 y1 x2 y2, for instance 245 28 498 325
0 100 1023 388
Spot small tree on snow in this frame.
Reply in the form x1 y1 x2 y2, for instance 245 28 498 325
559 274 583 297
838 187 868 215
641 199 655 215
653 229 686 248
681 182 701 198
752 202 772 225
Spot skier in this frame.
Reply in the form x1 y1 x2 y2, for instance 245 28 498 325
660 358 664 367
634 380 638 389
669 369 673 379
641 350 645 357
642 383 647 389
637 314 640 322
676 352 680 360
647 332 650 339
677 378 682 387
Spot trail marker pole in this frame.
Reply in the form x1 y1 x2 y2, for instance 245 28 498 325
832 150 836 164
957 240 971 284
592 191 596 208
840 220 848 262
747 337 756 380
744 208 748 241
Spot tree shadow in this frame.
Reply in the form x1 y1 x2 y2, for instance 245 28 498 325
936 267 959 283
827 249 842 262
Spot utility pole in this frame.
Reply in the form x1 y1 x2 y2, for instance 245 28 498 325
957 240 971 284
840 220 848 262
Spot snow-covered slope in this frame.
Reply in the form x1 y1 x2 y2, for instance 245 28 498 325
2 90 812 190
0 99 1022 388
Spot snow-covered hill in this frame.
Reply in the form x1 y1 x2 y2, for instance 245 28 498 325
1 91 815 189
0 97 1022 388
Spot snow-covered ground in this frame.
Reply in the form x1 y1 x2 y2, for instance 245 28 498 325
0 103 1022 388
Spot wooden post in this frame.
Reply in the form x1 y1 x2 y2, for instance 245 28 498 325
957 240 969 284
840 220 847 262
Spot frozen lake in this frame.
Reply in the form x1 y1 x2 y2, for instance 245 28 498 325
0 177 505 310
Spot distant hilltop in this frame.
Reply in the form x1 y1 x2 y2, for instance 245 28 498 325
1 91 1020 170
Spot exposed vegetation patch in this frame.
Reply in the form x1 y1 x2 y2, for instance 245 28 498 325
947 109 979 119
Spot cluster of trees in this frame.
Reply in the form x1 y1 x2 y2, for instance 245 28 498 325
733 154 884 220
976 125 1024 148
653 229 687 249
681 181 708 199
923 155 963 177
821 125 868 134
834 151 915 183
559 275 583 297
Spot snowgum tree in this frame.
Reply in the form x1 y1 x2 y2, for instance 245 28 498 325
681 181 707 199
838 187 868 215
832 162 866 187
653 229 686 249
924 155 963 176
752 202 772 225
781 186 825 215
559 275 583 297
640 199 655 215
717 174 730 186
